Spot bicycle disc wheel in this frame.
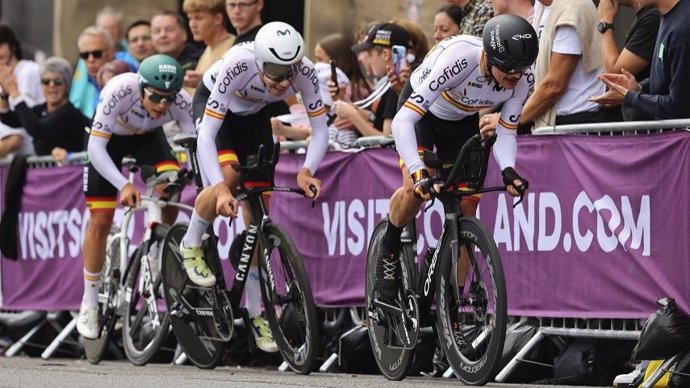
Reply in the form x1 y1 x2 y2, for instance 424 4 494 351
435 216 507 385
84 227 121 364
365 218 415 380
259 223 318 374
122 224 172 366
161 223 226 369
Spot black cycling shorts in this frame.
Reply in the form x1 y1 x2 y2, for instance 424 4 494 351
83 128 179 211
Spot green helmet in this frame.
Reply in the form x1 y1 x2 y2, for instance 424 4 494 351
137 54 183 92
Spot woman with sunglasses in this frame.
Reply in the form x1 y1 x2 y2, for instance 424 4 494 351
77 54 196 340
178 21 329 353
0 57 89 163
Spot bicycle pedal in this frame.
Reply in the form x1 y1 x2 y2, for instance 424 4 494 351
367 306 387 326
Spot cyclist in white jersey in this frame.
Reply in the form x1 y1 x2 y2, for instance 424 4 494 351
374 15 538 303
179 22 328 353
77 54 194 339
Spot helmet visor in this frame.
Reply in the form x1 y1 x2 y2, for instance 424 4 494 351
262 62 293 83
492 58 532 74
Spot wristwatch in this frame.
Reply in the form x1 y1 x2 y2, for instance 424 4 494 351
597 21 615 33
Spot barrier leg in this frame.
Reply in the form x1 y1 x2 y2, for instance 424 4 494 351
494 330 545 382
41 316 78 359
278 361 289 371
5 320 47 357
173 345 187 365
319 352 338 372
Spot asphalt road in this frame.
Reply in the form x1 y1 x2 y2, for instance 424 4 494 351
0 357 610 388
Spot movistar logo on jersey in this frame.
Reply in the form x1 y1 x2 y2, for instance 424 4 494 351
429 58 469 91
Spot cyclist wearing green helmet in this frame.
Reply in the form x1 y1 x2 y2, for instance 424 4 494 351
77 54 195 340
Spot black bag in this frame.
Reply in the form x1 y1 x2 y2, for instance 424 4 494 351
552 338 635 386
632 297 690 360
338 325 378 374
497 317 554 383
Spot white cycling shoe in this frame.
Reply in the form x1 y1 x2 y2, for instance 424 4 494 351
77 307 99 340
181 244 216 287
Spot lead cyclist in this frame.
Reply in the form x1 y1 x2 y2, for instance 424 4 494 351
373 14 538 340
180 21 329 353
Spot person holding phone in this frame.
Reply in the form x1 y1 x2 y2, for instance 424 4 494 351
334 23 411 136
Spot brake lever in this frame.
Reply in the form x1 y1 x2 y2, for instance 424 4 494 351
309 184 318 208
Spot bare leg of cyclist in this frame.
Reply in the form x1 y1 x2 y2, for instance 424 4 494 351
78 209 114 338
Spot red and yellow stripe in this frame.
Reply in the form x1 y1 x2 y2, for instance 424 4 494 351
398 146 430 171
458 182 482 202
498 117 518 130
204 108 225 120
441 91 492 112
90 129 111 139
155 161 180 173
85 196 117 211
403 101 425 117
218 150 238 167
308 106 328 117
84 272 102 281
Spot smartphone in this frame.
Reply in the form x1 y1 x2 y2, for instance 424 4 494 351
329 59 339 96
392 45 407 77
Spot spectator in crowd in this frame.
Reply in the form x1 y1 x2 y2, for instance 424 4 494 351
96 60 132 89
596 0 660 120
183 0 235 95
125 20 156 71
69 26 114 119
447 0 494 37
590 0 690 120
433 4 464 42
335 23 411 136
96 6 137 70
316 33 372 102
227 0 264 44
0 57 89 164
518 0 611 129
491 0 535 22
391 18 429 70
0 25 44 157
151 11 203 73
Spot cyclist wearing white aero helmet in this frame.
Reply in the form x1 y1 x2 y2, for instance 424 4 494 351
180 22 328 353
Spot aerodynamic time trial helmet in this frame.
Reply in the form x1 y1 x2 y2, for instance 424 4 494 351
254 21 305 82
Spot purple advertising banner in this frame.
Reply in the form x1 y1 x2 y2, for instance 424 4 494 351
1 131 689 318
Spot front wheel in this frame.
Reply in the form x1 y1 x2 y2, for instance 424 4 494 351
259 223 318 374
122 224 171 366
435 216 507 386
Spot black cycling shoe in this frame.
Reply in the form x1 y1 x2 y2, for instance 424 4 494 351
374 249 401 303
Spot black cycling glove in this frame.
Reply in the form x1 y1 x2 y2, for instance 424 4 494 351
501 167 529 195
411 169 435 200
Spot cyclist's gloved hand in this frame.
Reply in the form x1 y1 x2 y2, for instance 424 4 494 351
501 167 529 196
411 169 435 200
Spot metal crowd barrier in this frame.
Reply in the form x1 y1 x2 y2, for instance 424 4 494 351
533 118 690 136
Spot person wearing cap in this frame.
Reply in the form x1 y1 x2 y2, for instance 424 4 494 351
0 57 90 163
76 54 195 339
333 23 411 137
371 17 537 353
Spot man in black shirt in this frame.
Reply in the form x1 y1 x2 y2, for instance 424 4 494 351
597 0 660 120
228 0 263 45
591 0 690 120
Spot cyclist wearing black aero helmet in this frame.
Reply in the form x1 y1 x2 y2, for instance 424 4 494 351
373 14 538 303
78 54 195 340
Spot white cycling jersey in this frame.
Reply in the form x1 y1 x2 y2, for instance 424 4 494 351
197 42 329 187
89 72 195 190
393 35 535 175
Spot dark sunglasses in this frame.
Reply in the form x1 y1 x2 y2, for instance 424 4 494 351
262 62 294 83
144 88 177 105
40 78 65 86
79 50 104 60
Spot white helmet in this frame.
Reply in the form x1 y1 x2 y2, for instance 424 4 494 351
254 21 304 81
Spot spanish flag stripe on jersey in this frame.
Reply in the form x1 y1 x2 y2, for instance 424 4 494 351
204 108 225 120
403 101 425 116
441 91 492 112
308 106 328 117
498 118 519 130
155 161 180 173
90 129 111 139
218 150 238 166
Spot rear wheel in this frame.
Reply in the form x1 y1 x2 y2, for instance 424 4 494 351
161 223 227 369
365 218 415 380
122 224 172 365
435 216 507 385
259 223 318 374
84 227 122 364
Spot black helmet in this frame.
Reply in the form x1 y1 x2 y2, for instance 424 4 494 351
482 14 538 74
